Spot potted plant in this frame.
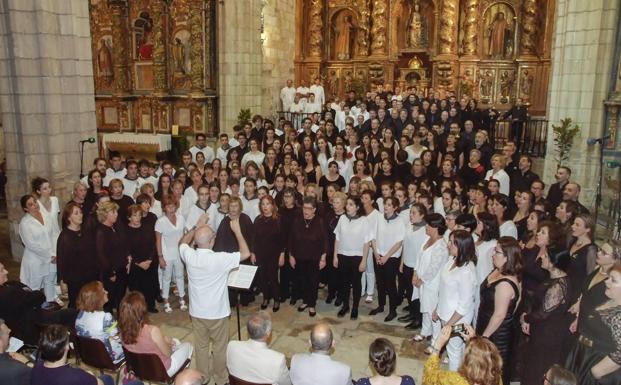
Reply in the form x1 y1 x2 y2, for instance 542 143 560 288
238 108 251 125
552 118 580 167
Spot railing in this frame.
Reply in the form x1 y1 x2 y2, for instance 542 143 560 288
492 118 548 158
276 111 316 132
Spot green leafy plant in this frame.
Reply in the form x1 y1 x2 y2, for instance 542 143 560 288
237 108 252 125
552 118 580 167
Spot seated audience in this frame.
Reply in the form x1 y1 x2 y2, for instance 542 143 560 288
0 318 31 385
290 323 352 385
174 368 206 385
544 364 577 385
355 338 415 385
226 311 291 385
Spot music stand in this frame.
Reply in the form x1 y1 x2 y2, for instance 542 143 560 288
227 265 258 340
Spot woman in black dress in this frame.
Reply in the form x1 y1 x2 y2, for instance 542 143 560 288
566 261 621 384
126 204 158 313
519 247 572 385
262 147 280 188
56 202 98 308
278 188 301 303
476 236 521 385
319 161 346 202
254 195 285 312
85 169 107 213
95 201 131 312
567 213 597 304
301 149 322 185
513 190 534 242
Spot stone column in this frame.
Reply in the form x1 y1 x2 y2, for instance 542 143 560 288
370 0 387 55
152 0 168 96
189 0 204 95
0 0 98 259
110 1 129 95
544 0 620 209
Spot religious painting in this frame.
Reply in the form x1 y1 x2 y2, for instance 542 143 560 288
96 35 113 87
103 106 118 125
482 3 515 60
331 9 358 61
177 107 191 127
171 29 191 89
133 11 154 61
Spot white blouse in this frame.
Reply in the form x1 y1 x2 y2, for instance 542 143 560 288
374 215 405 258
185 203 219 231
334 216 373 256
499 220 518 239
241 151 266 169
436 258 478 322
475 239 497 284
417 238 449 313
19 214 53 286
402 224 429 268
241 195 260 222
155 214 185 261
484 169 510 196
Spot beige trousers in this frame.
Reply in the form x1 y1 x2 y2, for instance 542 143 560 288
191 316 229 385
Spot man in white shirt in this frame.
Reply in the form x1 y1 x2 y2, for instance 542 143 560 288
309 77 325 107
226 312 291 385
81 157 108 186
104 151 126 186
296 79 310 105
280 79 297 112
304 94 322 114
335 105 354 132
189 133 215 163
179 214 251 385
216 133 231 167
121 160 141 198
290 323 351 385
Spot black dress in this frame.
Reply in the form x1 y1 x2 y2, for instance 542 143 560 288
253 215 284 302
567 242 597 304
566 304 621 385
56 227 98 308
95 222 130 312
263 162 279 185
514 216 528 241
476 277 520 385
318 175 346 202
127 223 158 310
521 276 572 385
520 246 548 309
323 208 342 300
279 206 301 301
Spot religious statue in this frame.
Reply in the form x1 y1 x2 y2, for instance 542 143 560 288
335 15 355 60
488 12 511 58
520 69 534 99
479 70 494 97
172 38 186 74
459 69 475 97
97 38 113 84
325 70 339 97
138 30 153 60
407 1 425 48
499 70 514 97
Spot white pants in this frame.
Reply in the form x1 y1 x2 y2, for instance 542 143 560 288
441 319 465 371
361 250 375 296
43 272 57 302
161 259 185 299
167 339 193 376
421 312 441 341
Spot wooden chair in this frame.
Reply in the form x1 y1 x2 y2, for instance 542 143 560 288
75 335 125 384
228 374 271 385
122 347 190 384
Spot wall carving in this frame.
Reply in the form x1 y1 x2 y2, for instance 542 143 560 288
296 0 555 114
89 0 218 143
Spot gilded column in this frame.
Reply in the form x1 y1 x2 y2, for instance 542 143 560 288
370 0 387 54
461 0 478 55
152 0 168 95
307 0 323 57
189 0 204 94
520 0 537 55
110 2 129 95
438 0 458 55
356 0 370 56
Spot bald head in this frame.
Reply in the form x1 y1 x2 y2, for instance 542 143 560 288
310 323 333 352
174 368 204 385
194 225 215 248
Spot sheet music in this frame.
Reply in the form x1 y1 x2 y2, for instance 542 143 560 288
228 264 258 290
8 337 24 353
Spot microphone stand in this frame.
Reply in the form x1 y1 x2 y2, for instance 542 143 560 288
79 140 87 179
594 138 606 225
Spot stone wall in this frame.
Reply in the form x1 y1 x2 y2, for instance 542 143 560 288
544 0 620 209
0 0 97 259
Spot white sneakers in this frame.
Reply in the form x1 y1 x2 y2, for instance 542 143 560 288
164 298 187 313
164 303 173 313
179 300 188 311
365 295 373 303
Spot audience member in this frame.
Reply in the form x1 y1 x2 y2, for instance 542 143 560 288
355 337 415 385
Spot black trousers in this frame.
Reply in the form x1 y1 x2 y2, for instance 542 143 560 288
323 252 340 299
66 275 97 309
297 259 320 307
17 307 78 345
512 121 525 150
103 272 128 313
257 253 280 301
398 265 414 305
128 262 159 309
337 255 362 310
374 257 399 311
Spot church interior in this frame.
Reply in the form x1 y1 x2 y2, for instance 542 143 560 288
1 0 621 384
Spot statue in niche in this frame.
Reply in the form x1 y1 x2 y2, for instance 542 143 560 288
138 30 153 61
499 70 514 103
97 38 113 84
459 69 475 97
479 70 494 97
488 12 511 58
407 1 425 48
520 69 534 99
325 70 339 97
335 15 355 60
172 38 187 74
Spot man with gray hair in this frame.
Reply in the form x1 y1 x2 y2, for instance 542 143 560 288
174 368 205 385
289 323 351 385
226 311 291 385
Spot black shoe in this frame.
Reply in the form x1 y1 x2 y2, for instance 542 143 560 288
334 298 343 307
273 302 280 312
369 306 384 316
401 304 412 312
289 298 297 305
398 313 415 323
298 304 308 312
156 295 164 303
260 300 269 310
337 306 350 318
405 320 422 330
325 294 335 304
147 307 159 314
309 308 317 317
384 311 397 322
350 308 358 320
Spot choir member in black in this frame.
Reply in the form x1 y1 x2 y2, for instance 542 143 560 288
254 195 285 312
319 161 346 202
85 169 106 213
288 196 328 317
512 190 534 241
511 155 540 197
519 247 572 385
459 149 486 189
500 97 528 151
547 166 571 210
279 188 301 303
567 214 597 304
126 205 159 313
333 197 372 320
69 181 88 214
108 178 134 224
95 201 131 312
476 236 522 385
56 202 98 309
213 196 255 306
324 192 347 305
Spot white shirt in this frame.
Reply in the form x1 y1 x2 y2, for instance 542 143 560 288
309 84 325 106
241 195 260 222
402 224 429 268
122 177 141 198
405 145 426 163
155 214 186 261
189 145 215 163
296 86 310 104
138 175 159 192
374 215 405 257
241 151 265 169
19 214 53 286
417 238 449 312
183 186 199 207
484 169 510 196
103 168 127 187
185 203 219 231
475 240 497 284
179 244 240 319
150 200 163 218
290 102 304 114
499 220 518 239
437 258 477 322
216 146 231 167
334 216 373 256
280 86 297 111
239 177 268 196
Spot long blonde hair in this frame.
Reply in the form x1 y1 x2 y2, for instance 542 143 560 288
458 337 503 385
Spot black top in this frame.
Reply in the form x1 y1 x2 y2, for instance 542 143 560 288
289 214 328 262
126 224 156 264
253 216 285 259
0 353 31 385
279 206 301 254
324 208 343 258
459 163 485 188
318 175 346 202
56 227 98 283
514 216 528 242
263 163 280 185
547 182 566 209
31 361 96 385
510 169 540 196
95 222 130 279
521 246 548 301
577 269 608 335
213 214 254 253
567 242 597 304
141 212 158 232
110 195 135 224
0 281 44 338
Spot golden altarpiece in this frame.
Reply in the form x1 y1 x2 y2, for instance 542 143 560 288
89 0 217 157
295 0 555 115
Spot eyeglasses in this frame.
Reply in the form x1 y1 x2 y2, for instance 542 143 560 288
542 374 551 383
